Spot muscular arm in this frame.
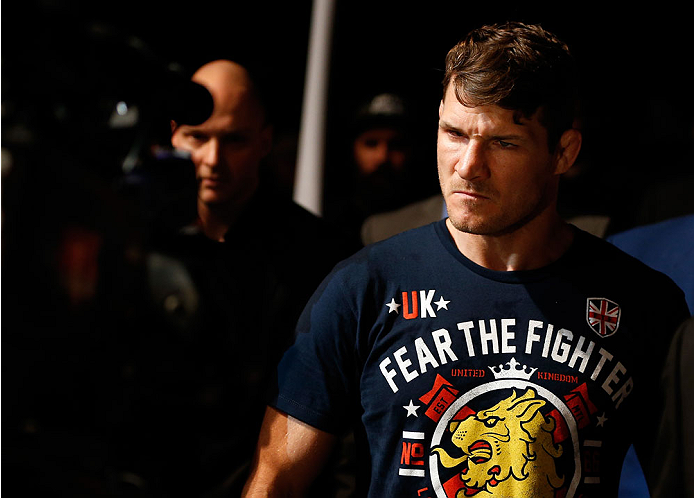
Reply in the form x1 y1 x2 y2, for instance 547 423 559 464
242 406 337 497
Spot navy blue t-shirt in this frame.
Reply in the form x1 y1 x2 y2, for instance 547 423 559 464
274 220 688 498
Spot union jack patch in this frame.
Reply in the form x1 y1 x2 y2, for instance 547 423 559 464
586 298 621 337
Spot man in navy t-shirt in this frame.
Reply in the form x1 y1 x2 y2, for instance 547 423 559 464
242 22 689 498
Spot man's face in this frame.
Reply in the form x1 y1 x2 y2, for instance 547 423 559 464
437 84 561 236
171 87 270 209
353 127 409 176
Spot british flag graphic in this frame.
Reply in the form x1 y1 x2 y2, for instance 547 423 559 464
586 298 621 337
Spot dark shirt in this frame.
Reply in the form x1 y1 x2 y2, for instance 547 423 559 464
115 186 353 497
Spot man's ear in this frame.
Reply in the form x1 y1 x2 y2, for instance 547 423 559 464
553 129 582 175
260 124 274 158
439 99 444 119
170 119 178 147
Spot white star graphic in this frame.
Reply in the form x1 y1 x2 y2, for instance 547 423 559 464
435 296 450 311
403 399 420 417
386 298 401 314
596 412 608 427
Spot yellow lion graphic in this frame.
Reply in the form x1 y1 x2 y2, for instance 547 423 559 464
431 388 564 498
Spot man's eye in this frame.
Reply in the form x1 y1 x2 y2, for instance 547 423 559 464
497 140 516 148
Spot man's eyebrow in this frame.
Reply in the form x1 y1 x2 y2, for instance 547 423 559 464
438 120 526 142
438 120 459 131
490 133 526 142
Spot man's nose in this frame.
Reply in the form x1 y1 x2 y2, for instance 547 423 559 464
199 138 220 167
374 142 390 165
455 141 488 181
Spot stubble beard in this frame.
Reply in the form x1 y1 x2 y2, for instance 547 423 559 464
443 183 553 238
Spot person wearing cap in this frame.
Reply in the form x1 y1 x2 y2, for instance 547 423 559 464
323 92 421 244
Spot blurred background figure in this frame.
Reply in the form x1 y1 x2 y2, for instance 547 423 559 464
607 212 694 498
170 60 273 242
114 59 350 497
649 314 694 498
322 92 435 244
351 93 411 190
608 214 694 314
2 16 348 498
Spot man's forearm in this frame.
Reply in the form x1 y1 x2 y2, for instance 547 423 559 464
241 407 336 497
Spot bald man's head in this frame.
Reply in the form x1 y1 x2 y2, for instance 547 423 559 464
171 59 272 216
191 60 267 127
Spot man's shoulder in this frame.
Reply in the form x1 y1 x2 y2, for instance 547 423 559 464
267 195 360 251
333 221 443 269
364 218 443 252
607 214 694 255
323 220 446 287
575 227 661 270
274 196 325 227
606 214 694 312
573 227 686 294
361 194 444 245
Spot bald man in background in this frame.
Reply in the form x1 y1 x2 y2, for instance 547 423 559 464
115 60 351 497
171 60 272 241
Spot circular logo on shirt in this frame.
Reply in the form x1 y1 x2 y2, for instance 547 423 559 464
429 372 581 498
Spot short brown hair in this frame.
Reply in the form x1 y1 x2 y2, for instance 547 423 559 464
443 22 579 148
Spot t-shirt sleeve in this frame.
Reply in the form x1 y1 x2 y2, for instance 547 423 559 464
271 265 360 434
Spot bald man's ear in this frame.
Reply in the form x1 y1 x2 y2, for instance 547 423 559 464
553 129 582 176
260 124 273 158
170 120 181 149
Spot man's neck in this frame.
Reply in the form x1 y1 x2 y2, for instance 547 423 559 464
446 212 574 272
196 200 242 242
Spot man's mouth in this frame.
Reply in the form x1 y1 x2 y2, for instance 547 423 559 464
450 185 490 200
200 177 223 187
459 191 486 199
